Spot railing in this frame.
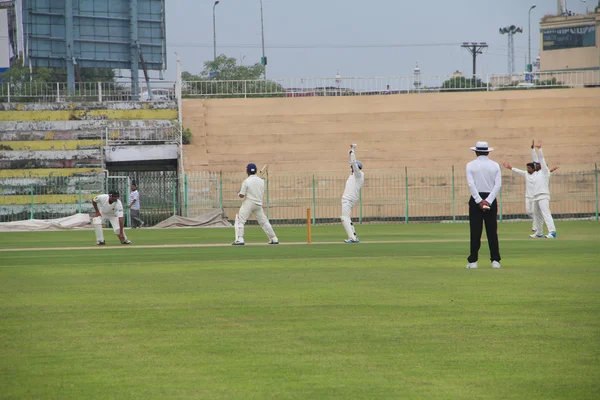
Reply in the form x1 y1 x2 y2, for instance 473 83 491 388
105 126 181 145
0 81 177 103
1 70 598 103
2 165 598 226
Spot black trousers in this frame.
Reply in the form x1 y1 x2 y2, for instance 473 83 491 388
468 193 501 263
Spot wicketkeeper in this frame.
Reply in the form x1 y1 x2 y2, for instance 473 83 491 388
341 143 364 243
92 190 131 246
232 163 279 245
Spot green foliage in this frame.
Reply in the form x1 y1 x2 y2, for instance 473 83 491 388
184 54 265 81
0 60 115 84
441 76 487 91
182 54 284 98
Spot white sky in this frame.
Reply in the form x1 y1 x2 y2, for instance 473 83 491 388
162 0 592 80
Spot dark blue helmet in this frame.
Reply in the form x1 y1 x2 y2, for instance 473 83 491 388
246 163 257 175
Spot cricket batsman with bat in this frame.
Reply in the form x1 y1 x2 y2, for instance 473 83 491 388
232 163 279 245
92 190 131 246
341 143 364 243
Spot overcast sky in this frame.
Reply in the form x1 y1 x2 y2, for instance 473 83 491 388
162 0 592 81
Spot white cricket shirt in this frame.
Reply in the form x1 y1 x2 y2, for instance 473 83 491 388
239 175 265 206
466 155 502 204
129 190 140 210
511 168 536 198
342 169 364 203
93 194 124 218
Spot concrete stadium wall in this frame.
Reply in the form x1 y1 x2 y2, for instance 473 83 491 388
182 88 600 172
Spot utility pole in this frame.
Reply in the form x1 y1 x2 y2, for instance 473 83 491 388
461 42 488 83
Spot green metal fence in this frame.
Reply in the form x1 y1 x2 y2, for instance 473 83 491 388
1 165 598 225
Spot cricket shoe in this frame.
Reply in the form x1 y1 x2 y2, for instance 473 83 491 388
268 238 279 245
139 221 145 228
96 241 106 246
546 232 557 239
491 261 501 269
466 262 478 269
232 241 245 246
344 239 360 243
121 240 132 245
529 233 544 238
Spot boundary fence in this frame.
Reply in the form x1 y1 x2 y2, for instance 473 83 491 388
1 165 598 226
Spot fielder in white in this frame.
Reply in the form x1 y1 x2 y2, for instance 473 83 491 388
232 163 279 245
341 143 364 243
92 190 131 246
503 141 557 239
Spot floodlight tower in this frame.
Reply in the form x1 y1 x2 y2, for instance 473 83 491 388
499 25 523 76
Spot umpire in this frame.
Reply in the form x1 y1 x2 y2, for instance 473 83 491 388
466 141 502 269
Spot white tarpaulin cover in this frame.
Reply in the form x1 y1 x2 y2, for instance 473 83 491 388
0 213 91 232
153 210 231 228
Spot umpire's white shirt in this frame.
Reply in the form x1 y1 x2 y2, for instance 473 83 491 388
94 194 124 217
466 156 502 204
239 175 265 206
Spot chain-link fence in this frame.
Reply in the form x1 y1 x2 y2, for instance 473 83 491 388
1 165 598 226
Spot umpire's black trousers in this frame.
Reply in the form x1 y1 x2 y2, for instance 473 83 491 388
468 192 501 263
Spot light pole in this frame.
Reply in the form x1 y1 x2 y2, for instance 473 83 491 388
213 1 220 64
260 0 267 79
528 4 536 70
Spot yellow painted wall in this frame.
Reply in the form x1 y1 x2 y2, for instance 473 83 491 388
0 109 178 122
0 140 101 151
0 194 93 205
0 168 100 178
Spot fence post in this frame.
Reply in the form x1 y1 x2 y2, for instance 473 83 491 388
219 171 223 209
78 177 82 213
452 165 456 222
7 83 10 103
499 188 503 223
266 171 270 219
404 167 409 223
98 82 102 102
594 163 598 221
312 175 316 225
244 80 247 99
30 183 34 220
56 82 60 103
184 174 188 217
173 180 177 216
359 188 363 224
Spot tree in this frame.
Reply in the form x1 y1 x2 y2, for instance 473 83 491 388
182 54 284 98
441 76 487 91
184 54 265 81
0 59 115 84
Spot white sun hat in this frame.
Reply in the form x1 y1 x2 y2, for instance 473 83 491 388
470 141 494 152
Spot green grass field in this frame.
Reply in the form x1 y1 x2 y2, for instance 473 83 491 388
1 221 599 399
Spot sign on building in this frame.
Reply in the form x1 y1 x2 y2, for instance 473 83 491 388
542 25 596 51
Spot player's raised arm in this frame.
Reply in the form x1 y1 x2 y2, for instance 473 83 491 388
349 143 361 173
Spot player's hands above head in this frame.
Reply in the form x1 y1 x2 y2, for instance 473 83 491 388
536 140 542 149
531 139 535 149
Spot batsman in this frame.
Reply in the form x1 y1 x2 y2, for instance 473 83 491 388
341 143 364 243
232 163 279 245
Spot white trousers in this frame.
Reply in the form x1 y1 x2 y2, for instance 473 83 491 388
525 196 535 230
235 201 277 242
340 199 357 240
533 197 556 235
92 215 127 243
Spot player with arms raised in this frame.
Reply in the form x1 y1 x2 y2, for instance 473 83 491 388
340 143 364 243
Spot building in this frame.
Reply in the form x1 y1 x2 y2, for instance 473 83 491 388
539 8 600 84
